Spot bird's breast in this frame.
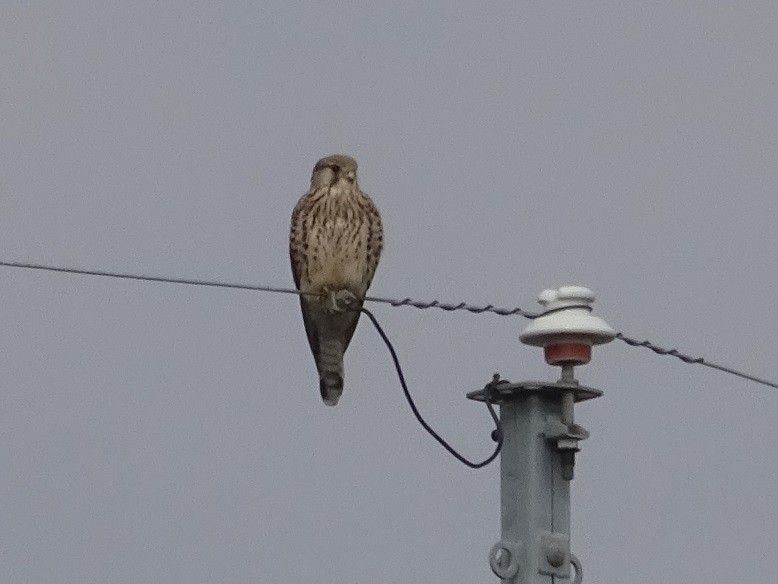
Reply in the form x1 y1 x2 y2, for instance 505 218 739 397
302 203 370 294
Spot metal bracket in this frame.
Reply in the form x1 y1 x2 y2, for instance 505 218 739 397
538 531 571 578
545 417 591 451
489 540 522 580
467 375 603 404
545 418 590 442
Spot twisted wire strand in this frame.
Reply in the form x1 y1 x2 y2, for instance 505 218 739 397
364 294 540 318
615 333 778 389
1 259 776 390
0 260 539 318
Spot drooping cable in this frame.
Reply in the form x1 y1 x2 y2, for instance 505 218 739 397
360 307 502 469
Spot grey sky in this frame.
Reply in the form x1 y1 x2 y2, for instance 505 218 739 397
2 2 777 582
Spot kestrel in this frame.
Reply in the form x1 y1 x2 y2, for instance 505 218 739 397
289 154 383 406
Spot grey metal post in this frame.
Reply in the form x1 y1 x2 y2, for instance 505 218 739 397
468 285 613 583
468 372 601 584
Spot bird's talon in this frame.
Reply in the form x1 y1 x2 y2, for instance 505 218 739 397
325 289 358 313
327 291 340 313
337 289 359 311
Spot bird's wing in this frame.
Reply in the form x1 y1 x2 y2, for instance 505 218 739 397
289 193 307 290
298 297 321 366
339 298 363 352
290 193 321 365
361 190 384 290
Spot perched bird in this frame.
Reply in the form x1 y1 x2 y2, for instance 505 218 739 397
289 154 383 405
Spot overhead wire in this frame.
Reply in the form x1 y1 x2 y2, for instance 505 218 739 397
0 259 776 390
615 333 778 389
0 260 540 317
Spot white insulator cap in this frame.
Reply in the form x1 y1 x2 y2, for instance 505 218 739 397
520 286 615 365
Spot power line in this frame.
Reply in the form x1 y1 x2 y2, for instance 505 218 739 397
365 294 540 318
615 333 778 389
0 260 312 297
0 259 504 467
1 259 776 390
0 260 540 318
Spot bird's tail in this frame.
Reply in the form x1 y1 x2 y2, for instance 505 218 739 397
317 337 345 406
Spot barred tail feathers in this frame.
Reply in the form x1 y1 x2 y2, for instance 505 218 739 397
317 336 344 406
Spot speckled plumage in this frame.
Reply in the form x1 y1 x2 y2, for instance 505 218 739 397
290 155 383 405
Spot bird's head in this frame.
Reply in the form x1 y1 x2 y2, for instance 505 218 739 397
310 154 358 189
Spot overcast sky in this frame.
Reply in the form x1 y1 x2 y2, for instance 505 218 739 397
2 2 777 583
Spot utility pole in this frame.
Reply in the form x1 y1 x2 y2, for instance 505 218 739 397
468 286 614 583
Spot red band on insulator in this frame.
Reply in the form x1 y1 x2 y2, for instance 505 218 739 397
544 343 591 365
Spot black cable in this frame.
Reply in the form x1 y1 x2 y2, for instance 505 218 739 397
360 307 502 469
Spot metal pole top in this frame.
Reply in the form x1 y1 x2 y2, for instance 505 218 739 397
466 374 602 405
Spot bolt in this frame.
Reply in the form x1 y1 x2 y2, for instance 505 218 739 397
495 546 513 570
546 542 565 567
